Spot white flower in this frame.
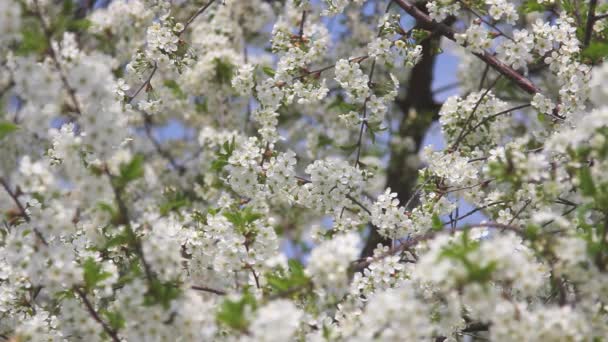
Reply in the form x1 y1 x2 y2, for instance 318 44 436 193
531 93 555 116
370 188 412 239
306 232 361 295
455 23 492 54
248 300 302 342
335 59 370 102
496 30 534 71
232 64 255 95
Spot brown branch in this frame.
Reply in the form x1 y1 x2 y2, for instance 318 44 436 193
128 62 158 104
456 0 514 41
441 179 494 194
433 81 460 94
450 74 503 150
103 168 155 282
354 222 524 270
298 10 307 38
0 179 47 245
74 288 120 342
584 0 598 47
393 0 542 95
142 113 186 175
179 0 218 36
595 13 608 20
354 58 376 167
32 0 83 116
292 55 369 81
0 178 29 222
467 103 531 133
191 285 227 295
443 201 506 226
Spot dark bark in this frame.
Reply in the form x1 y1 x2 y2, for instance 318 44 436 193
360 3 444 258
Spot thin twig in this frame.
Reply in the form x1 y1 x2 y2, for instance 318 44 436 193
128 62 158 104
292 55 369 81
103 168 155 282
32 0 83 116
433 82 460 94
456 0 514 42
443 201 506 226
142 113 186 174
467 103 532 133
191 285 227 295
74 288 120 342
478 63 490 91
450 75 503 150
179 0 218 36
0 178 29 222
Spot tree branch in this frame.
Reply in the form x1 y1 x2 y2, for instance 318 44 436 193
0 178 29 222
74 288 120 342
393 0 542 95
179 0 218 36
128 62 157 104
191 285 227 295
32 0 83 116
584 0 598 47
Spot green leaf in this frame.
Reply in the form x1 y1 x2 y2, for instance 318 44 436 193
216 289 257 331
195 99 208 113
159 190 191 216
339 143 359 153
327 95 358 113
524 224 541 240
266 259 310 296
0 121 19 140
411 29 430 41
582 42 608 63
223 206 262 234
103 310 125 331
522 0 546 13
579 167 596 197
118 155 144 187
103 228 135 249
211 137 236 172
317 134 333 148
261 65 276 77
83 258 112 291
145 279 182 309
431 213 443 231
67 19 91 32
16 25 48 56
164 80 187 99
213 58 235 85
467 260 498 283
537 111 546 123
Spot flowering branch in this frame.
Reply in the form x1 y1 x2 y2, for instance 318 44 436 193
450 74 503 151
31 0 83 116
354 222 525 270
393 0 542 95
178 0 218 37
74 288 121 342
128 62 157 104
0 178 29 222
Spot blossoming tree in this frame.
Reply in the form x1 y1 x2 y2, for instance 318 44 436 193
1 0 608 340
